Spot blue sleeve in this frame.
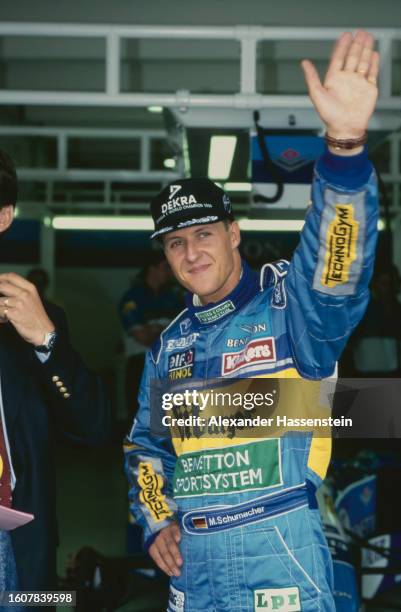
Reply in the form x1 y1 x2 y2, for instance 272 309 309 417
285 147 378 378
123 349 177 546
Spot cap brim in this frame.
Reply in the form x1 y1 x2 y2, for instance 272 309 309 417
150 214 223 239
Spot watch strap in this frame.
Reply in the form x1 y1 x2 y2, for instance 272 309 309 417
35 330 57 353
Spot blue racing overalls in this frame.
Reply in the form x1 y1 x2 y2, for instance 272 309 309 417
124 148 378 612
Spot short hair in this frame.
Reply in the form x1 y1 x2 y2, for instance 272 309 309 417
0 150 17 208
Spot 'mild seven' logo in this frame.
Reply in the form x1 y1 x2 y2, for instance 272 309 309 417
254 587 301 610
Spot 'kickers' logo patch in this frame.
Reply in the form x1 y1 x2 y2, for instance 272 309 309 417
254 587 301 611
222 337 276 375
168 349 194 379
322 204 359 288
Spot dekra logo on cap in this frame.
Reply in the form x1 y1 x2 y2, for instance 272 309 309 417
162 193 198 215
169 184 182 199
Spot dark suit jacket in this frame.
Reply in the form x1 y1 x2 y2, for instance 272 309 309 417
0 301 110 590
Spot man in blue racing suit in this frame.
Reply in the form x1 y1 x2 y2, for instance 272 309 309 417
124 30 380 611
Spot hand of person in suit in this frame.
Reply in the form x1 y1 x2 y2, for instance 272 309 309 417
0 272 55 346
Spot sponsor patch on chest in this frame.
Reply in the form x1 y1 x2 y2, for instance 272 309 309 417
195 300 235 323
168 349 194 379
165 332 199 351
222 337 276 375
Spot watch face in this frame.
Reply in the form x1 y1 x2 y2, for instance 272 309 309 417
46 331 57 350
36 331 57 352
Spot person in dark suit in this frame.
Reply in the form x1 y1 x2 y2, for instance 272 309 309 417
0 150 110 596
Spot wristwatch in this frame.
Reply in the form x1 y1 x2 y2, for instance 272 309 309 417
35 330 58 354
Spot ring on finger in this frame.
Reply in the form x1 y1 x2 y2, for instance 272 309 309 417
367 75 377 84
357 68 368 75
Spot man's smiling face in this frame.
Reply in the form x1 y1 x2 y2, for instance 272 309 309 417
163 221 241 305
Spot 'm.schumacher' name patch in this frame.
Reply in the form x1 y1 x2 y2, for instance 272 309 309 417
138 462 173 523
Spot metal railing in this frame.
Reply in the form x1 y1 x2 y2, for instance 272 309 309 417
0 23 400 109
0 126 179 211
1 124 400 216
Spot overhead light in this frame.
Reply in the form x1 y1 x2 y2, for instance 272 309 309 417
52 216 154 231
239 219 305 232
147 105 163 113
52 215 300 232
163 158 176 169
224 182 252 192
51 216 386 233
208 135 237 180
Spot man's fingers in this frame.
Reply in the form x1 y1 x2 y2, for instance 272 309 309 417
343 30 368 72
0 297 14 318
168 539 183 566
164 531 182 571
367 51 380 84
0 272 34 291
170 522 182 544
0 280 26 298
149 524 183 577
355 33 375 75
149 545 173 577
301 60 323 98
157 535 182 575
326 31 353 76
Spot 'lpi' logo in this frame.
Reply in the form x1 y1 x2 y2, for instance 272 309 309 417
254 587 301 610
322 204 359 287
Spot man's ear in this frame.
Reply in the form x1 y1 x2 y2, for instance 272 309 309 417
230 221 241 250
0 205 14 233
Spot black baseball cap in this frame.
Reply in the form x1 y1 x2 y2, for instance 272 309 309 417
150 178 235 240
